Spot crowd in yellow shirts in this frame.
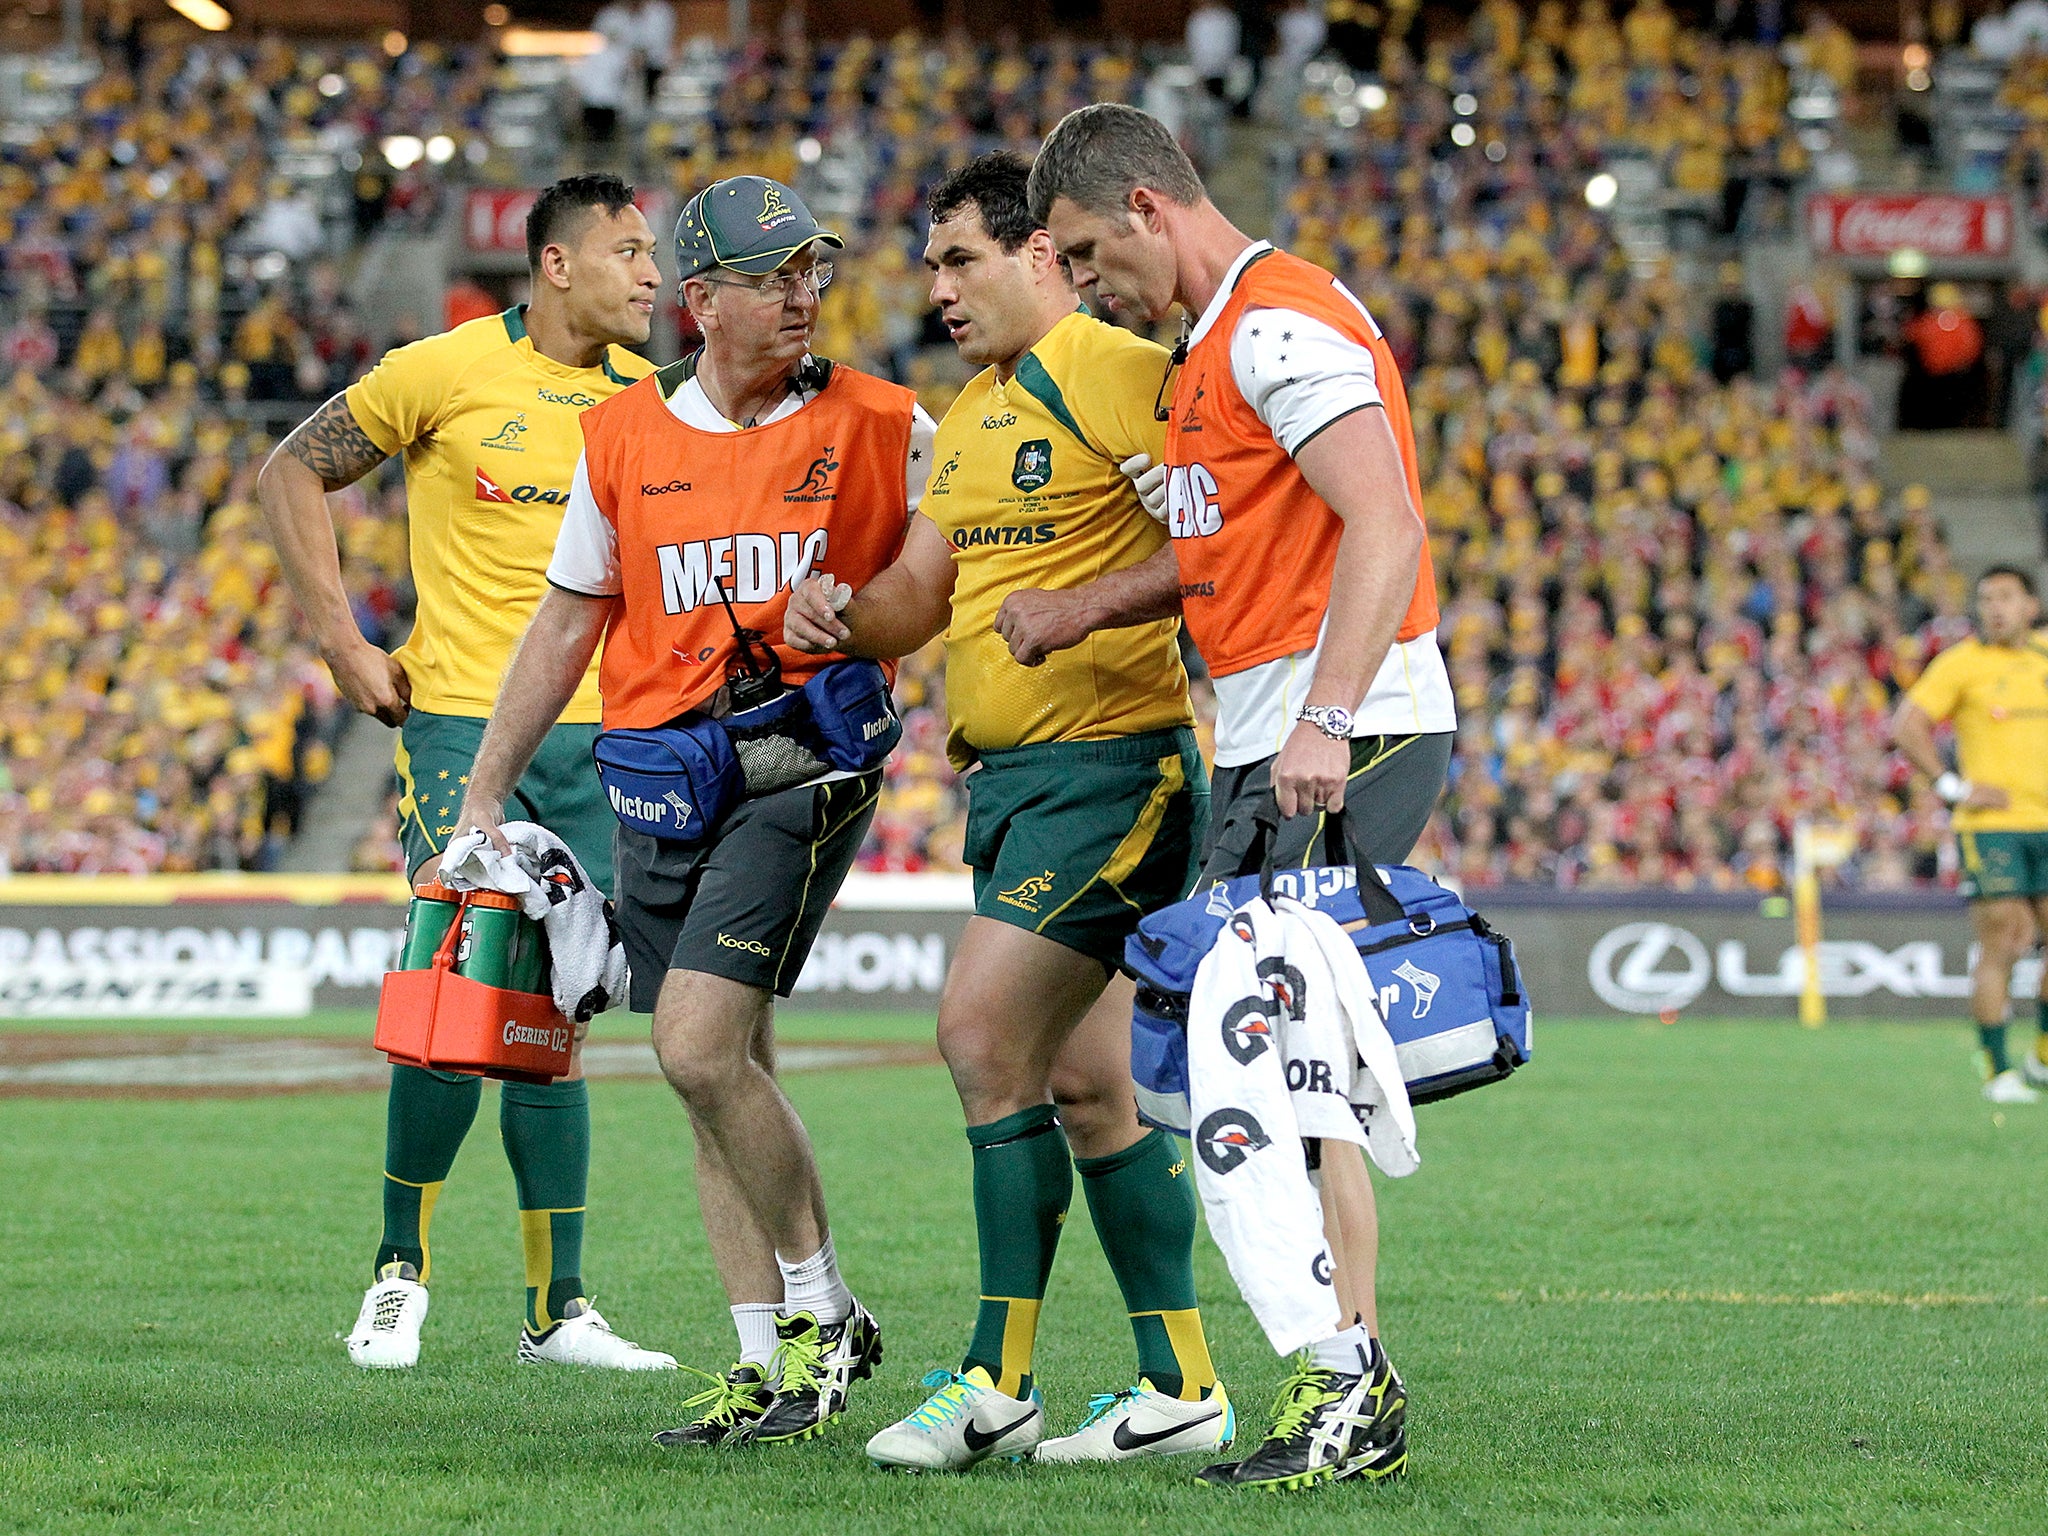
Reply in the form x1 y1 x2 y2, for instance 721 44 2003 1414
0 13 1996 887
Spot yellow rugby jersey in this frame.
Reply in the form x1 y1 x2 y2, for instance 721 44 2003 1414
1905 633 2048 831
924 310 1193 767
346 306 651 720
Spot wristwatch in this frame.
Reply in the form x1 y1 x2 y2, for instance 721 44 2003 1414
1297 705 1354 741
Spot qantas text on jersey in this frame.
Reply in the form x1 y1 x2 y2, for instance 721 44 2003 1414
655 529 830 614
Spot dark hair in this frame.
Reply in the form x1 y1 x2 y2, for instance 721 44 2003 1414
1979 563 2039 598
1026 103 1205 225
927 152 1040 252
526 173 637 271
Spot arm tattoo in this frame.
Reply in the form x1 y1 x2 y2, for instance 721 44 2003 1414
282 392 389 491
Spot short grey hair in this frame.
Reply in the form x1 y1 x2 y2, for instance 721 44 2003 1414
1026 103 1206 225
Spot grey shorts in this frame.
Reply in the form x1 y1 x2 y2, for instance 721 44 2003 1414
1199 731 1453 883
614 772 881 1008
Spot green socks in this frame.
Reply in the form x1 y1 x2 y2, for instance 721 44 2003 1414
501 1078 590 1333
377 1065 483 1282
963 1105 1073 1398
373 1066 593 1334
1980 1022 2012 1077
1078 1128 1216 1401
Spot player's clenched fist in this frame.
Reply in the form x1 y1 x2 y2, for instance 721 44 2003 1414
783 572 854 653
324 635 412 727
995 588 1095 667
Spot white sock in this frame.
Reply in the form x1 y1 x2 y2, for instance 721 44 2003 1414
776 1236 853 1325
1308 1323 1374 1376
731 1303 780 1369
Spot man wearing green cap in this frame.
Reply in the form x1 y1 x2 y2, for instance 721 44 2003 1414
453 175 936 1450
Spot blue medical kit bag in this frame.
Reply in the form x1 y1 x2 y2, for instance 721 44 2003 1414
1124 804 1531 1136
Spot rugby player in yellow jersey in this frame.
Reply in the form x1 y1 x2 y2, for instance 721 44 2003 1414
1893 565 2048 1104
257 174 675 1371
785 153 1229 1472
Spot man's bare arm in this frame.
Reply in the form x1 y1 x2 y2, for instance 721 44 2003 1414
1892 697 2008 811
1891 699 1946 782
257 392 408 724
785 514 958 657
454 587 615 852
1270 407 1425 815
995 544 1182 668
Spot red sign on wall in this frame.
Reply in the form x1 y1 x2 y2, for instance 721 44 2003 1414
1806 193 2012 260
465 189 539 255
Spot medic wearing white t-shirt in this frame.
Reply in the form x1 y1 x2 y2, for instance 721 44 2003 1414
1018 102 1451 1495
1014 114 1454 888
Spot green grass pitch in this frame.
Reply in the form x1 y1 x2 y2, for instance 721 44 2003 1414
4 1012 2045 1534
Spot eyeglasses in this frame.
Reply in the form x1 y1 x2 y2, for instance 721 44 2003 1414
701 262 834 303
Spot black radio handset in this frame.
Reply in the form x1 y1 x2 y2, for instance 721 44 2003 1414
714 577 785 712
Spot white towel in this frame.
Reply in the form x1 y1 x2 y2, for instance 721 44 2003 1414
1276 895 1420 1178
438 821 627 1022
1184 896 1418 1355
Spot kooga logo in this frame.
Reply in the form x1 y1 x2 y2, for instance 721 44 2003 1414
642 479 692 496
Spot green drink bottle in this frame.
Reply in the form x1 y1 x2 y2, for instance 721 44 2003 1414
455 891 548 994
398 882 464 969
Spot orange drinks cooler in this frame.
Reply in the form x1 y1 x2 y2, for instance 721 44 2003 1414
374 885 572 1084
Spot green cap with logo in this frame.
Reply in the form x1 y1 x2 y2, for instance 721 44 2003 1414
673 175 844 280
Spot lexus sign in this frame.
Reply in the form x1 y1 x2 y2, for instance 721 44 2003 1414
1581 920 2037 1017
1588 923 1712 1013
1806 193 2012 260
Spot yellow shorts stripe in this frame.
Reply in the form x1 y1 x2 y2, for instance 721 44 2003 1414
1037 750 1186 929
393 734 440 858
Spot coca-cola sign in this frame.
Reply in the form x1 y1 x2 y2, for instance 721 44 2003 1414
1807 194 2012 259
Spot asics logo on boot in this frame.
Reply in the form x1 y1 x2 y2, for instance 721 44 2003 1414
1112 1408 1222 1452
962 1409 1038 1452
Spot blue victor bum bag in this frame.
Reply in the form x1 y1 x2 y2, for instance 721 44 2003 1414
801 658 902 772
1124 802 1532 1137
591 714 744 844
592 660 901 845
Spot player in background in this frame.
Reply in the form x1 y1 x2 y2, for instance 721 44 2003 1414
257 175 675 1372
454 176 935 1449
1893 565 2048 1103
785 152 1229 1472
1024 103 1455 1490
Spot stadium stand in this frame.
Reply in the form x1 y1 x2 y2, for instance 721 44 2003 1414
0 11 2025 890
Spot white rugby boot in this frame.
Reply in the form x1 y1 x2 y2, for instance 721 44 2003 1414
2020 1047 2048 1091
517 1299 677 1370
346 1263 428 1369
865 1368 1043 1471
1034 1379 1234 1463
1983 1068 2041 1104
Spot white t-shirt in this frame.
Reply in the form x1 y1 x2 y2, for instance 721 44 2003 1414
1184 241 1456 767
548 365 938 598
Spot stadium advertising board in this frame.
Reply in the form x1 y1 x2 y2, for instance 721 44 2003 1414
1805 192 2013 260
1484 893 2036 1018
0 875 970 1017
0 878 2017 1021
464 189 539 255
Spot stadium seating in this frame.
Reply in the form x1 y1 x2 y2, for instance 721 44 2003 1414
0 15 1991 889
